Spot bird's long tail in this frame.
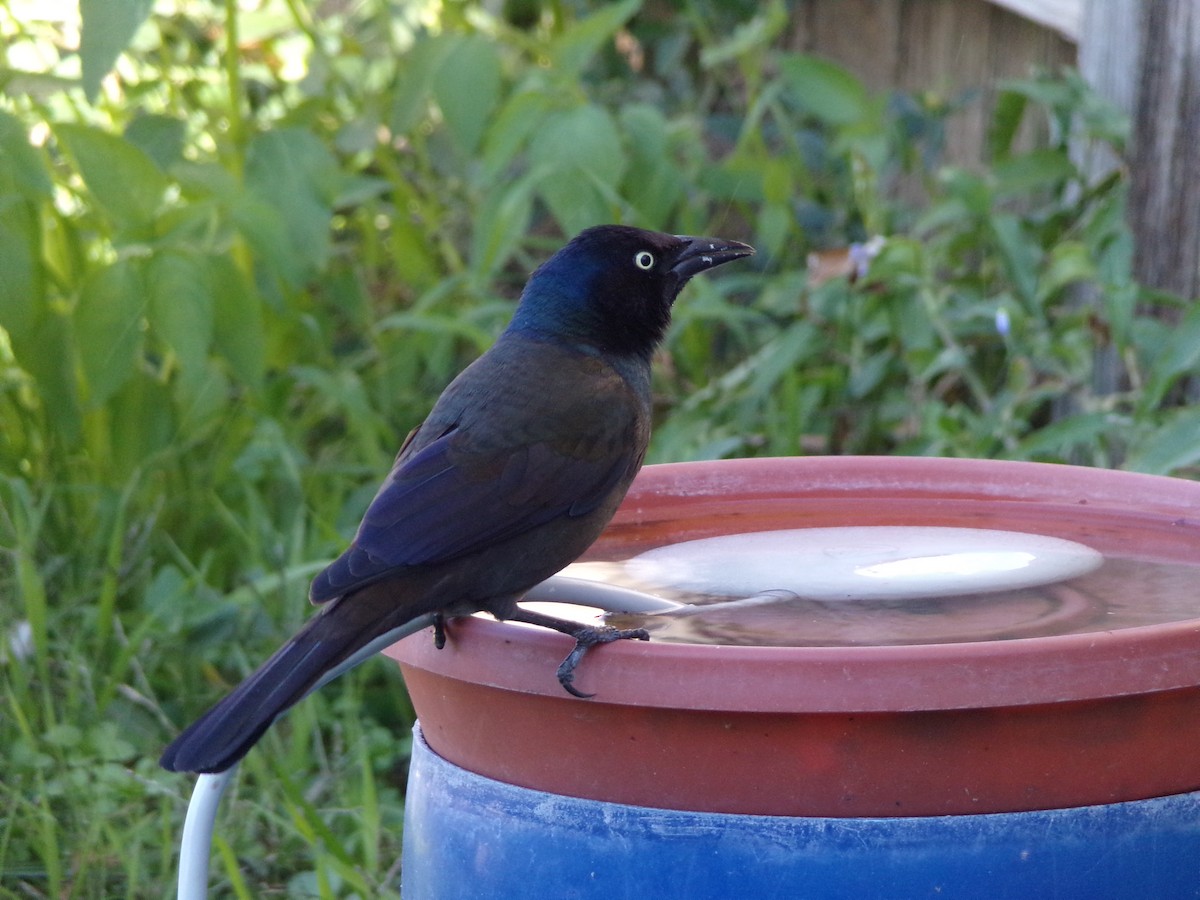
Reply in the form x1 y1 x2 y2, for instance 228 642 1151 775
160 594 435 774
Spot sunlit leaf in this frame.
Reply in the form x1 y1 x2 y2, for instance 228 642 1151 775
54 123 168 234
432 36 502 155
79 0 154 101
0 110 52 200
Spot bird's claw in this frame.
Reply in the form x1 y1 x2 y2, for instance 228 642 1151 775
433 613 448 649
555 625 649 698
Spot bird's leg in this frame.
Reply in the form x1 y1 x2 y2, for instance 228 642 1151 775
503 607 649 699
432 612 448 650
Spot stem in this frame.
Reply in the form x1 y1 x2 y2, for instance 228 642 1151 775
223 0 246 174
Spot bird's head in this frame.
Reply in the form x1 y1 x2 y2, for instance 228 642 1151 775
510 225 754 357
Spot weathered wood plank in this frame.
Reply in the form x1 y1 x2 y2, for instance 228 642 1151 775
1128 0 1200 300
797 0 902 93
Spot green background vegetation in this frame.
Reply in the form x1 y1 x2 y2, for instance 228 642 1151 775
2 0 1198 895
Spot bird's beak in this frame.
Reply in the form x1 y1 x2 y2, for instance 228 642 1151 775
670 235 756 282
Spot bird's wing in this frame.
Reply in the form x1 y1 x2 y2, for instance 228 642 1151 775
309 359 643 603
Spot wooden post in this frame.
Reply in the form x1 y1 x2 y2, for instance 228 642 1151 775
1075 0 1140 183
1073 0 1140 399
1127 0 1200 301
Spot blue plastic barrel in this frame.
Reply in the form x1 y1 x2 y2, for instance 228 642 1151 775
402 724 1200 899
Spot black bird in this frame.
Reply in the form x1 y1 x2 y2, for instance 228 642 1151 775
160 225 753 774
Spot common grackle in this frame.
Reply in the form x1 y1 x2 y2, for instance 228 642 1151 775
160 225 753 774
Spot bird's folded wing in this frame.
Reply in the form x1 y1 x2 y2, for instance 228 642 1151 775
309 395 638 603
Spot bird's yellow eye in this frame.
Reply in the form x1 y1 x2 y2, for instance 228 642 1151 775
634 250 655 270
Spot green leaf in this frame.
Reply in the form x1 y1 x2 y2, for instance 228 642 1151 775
174 358 231 431
760 158 794 205
530 105 626 235
432 36 502 155
334 174 390 209
988 90 1028 162
755 203 792 261
0 196 43 342
79 0 154 101
930 168 993 220
470 172 536 277
241 128 339 286
74 260 145 408
779 54 871 126
388 36 454 136
700 0 788 68
990 214 1039 306
993 149 1076 196
210 257 265 389
386 210 442 293
550 0 642 77
0 109 53 200
54 123 168 234
229 195 296 289
107 373 173 478
481 88 554 181
619 104 685 227
124 114 187 172
1016 412 1116 460
17 311 81 440
1125 408 1200 476
173 160 241 200
1142 305 1200 410
848 348 892 399
1103 280 1138 348
147 251 214 390
868 237 924 281
1039 241 1096 300
701 154 768 204
747 321 819 399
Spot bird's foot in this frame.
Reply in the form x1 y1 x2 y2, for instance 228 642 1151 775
555 625 649 698
433 613 448 650
504 607 648 699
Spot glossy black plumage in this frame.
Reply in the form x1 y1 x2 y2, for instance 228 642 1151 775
160 225 753 774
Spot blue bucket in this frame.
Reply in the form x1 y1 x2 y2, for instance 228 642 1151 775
402 724 1200 899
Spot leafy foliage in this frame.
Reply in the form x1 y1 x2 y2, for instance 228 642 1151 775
0 0 1194 895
